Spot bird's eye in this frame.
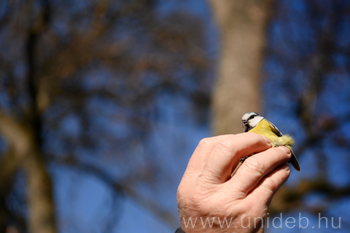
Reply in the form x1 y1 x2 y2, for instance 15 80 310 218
248 115 256 121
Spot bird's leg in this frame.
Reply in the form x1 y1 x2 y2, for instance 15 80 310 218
231 155 253 177
240 154 252 163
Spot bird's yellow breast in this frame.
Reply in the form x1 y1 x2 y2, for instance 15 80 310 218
249 119 294 147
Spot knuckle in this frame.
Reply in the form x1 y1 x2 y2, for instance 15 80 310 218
262 169 290 193
262 177 278 193
197 137 214 149
216 138 237 154
274 147 292 161
198 171 220 184
244 159 264 177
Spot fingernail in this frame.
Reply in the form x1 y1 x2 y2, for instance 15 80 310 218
283 164 290 171
280 146 291 154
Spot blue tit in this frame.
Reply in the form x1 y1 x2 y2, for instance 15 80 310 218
231 112 300 176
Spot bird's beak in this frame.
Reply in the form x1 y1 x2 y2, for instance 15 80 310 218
242 121 248 132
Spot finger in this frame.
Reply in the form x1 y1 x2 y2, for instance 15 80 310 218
183 135 234 179
201 132 271 183
246 164 290 207
228 146 291 195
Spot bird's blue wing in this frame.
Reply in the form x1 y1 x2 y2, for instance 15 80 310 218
267 120 283 137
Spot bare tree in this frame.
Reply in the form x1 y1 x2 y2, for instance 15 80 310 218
0 0 212 232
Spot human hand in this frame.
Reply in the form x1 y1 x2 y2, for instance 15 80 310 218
177 132 291 233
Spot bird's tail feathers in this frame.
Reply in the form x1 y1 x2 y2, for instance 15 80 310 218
289 149 300 171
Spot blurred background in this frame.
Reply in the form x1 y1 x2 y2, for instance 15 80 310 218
0 0 349 232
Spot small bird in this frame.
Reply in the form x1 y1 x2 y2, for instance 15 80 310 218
231 112 300 176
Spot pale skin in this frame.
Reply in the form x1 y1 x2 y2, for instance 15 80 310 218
177 132 291 233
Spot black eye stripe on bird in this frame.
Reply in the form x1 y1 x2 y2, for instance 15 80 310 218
248 115 255 120
231 112 301 177
248 112 259 121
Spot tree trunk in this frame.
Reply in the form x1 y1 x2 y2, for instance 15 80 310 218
24 153 56 233
0 115 56 233
208 0 274 134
